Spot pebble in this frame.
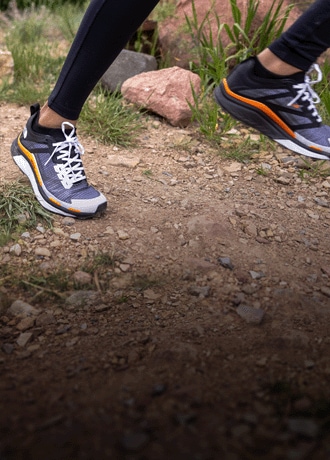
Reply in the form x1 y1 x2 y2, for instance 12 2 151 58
188 286 211 297
10 243 22 256
236 305 265 324
218 257 234 270
320 286 330 297
62 217 76 226
73 271 93 285
35 313 56 326
117 230 129 240
16 332 33 347
7 300 40 318
249 271 265 280
66 290 99 308
16 317 35 331
35 247 51 258
70 233 81 241
276 176 290 185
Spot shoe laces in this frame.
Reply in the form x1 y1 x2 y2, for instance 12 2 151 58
45 122 86 189
288 63 322 122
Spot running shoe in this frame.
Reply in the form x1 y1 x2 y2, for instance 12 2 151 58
214 57 330 160
11 103 107 218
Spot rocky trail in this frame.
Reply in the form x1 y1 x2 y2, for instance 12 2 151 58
1 102 330 459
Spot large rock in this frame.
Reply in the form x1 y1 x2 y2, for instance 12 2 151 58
0 49 14 84
121 66 201 127
158 0 301 68
101 49 157 92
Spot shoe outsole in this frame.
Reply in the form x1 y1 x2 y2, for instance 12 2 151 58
214 81 330 161
11 139 107 219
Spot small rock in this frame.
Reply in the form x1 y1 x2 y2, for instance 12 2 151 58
223 162 242 173
119 263 130 272
249 271 265 280
35 313 56 327
10 243 22 256
36 225 45 233
16 317 35 331
35 247 51 258
16 332 33 347
66 290 99 308
143 289 161 300
188 285 211 297
107 155 140 168
320 286 330 297
218 257 234 270
276 176 291 185
236 305 265 324
73 271 93 285
62 217 76 226
7 300 40 318
70 233 81 241
117 230 129 240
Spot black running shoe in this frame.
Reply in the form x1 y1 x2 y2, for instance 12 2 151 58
214 57 330 160
11 104 107 218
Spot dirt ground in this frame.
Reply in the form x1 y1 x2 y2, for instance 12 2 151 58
1 102 330 460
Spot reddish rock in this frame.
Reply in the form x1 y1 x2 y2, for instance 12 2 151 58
121 66 201 127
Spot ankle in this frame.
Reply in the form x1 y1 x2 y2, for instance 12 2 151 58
257 49 302 76
39 103 77 129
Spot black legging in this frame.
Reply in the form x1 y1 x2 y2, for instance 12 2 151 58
48 0 159 120
270 0 330 71
48 0 330 120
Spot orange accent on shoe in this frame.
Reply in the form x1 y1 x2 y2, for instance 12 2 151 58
17 134 43 186
49 197 61 206
222 78 296 138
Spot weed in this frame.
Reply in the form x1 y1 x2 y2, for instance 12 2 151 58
133 274 161 292
81 251 116 274
185 0 294 141
256 166 268 176
298 158 330 179
216 135 256 162
0 180 53 246
142 169 153 177
80 88 144 146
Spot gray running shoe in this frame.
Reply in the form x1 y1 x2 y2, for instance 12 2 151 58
11 104 107 218
214 57 330 160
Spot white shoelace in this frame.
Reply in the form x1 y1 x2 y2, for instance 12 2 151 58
45 122 86 190
288 63 322 123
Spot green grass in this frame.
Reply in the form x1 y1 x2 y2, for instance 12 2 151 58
0 180 53 246
79 88 143 146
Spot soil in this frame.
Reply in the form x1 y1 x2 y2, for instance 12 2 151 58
1 102 330 460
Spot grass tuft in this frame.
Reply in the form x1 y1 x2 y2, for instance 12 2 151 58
0 180 53 245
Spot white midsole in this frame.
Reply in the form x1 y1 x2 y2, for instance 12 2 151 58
274 138 330 160
13 154 80 217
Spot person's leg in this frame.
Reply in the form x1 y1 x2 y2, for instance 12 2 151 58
11 0 159 218
42 0 159 126
268 0 330 72
215 0 330 160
